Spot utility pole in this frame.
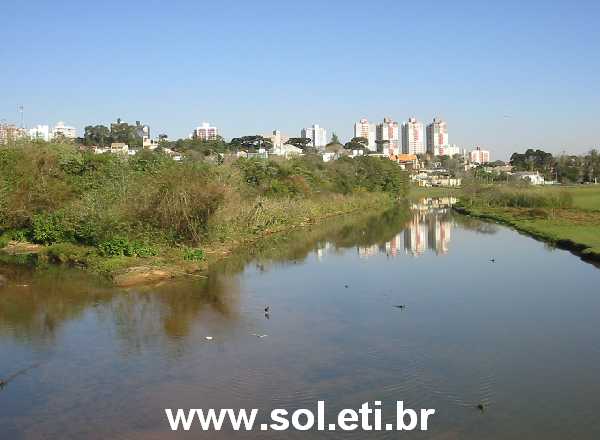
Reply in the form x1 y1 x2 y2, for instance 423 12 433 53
18 105 24 128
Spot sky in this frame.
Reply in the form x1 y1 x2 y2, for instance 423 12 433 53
1 0 599 159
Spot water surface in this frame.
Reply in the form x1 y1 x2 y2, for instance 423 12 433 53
1 198 600 439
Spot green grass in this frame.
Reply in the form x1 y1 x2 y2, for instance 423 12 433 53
459 205 600 260
563 186 600 211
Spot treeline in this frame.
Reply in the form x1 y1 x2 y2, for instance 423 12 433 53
510 148 600 183
0 142 409 256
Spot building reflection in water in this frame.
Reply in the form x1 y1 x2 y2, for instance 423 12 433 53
326 197 457 260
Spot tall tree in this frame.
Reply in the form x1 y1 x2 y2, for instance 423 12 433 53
287 137 312 150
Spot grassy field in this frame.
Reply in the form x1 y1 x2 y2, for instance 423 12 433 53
564 186 600 211
457 185 600 261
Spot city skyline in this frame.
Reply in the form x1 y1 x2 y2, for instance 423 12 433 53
1 1 599 160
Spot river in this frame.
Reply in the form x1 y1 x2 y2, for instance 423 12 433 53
1 198 600 439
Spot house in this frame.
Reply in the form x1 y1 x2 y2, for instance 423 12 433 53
513 171 545 185
110 143 129 154
390 153 419 170
271 143 303 158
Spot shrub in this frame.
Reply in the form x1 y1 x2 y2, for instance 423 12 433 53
98 237 157 258
32 213 72 244
183 247 205 261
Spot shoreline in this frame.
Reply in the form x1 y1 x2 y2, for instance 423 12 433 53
453 204 600 265
0 194 396 287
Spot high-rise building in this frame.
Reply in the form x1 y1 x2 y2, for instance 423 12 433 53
0 123 25 144
438 144 461 157
469 146 490 164
376 117 400 155
402 117 425 155
52 121 77 139
28 125 51 141
353 118 376 151
192 122 218 141
426 118 448 156
301 124 327 149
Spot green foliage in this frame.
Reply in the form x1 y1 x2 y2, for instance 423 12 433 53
287 138 312 150
45 242 91 264
32 213 72 244
183 247 205 261
0 141 408 263
344 137 369 150
462 185 574 209
98 237 157 257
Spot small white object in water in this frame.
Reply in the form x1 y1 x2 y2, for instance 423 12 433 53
205 336 213 341
251 333 268 338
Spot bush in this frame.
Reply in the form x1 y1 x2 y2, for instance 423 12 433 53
32 213 72 244
183 247 205 261
98 237 157 258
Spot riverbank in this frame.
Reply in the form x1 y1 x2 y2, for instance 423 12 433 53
0 142 410 286
1 191 396 286
454 185 600 263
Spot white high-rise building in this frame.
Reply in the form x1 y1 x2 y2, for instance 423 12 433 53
426 118 448 156
353 118 376 151
439 144 461 157
375 117 400 155
469 146 490 164
28 125 50 141
402 117 425 155
301 124 327 149
51 121 77 139
192 122 218 140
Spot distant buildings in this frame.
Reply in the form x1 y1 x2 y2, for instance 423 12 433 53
426 118 448 156
376 117 400 155
438 144 461 157
192 122 218 141
52 121 77 139
263 130 289 149
271 143 302 158
301 124 327 149
134 121 150 142
469 146 490 164
28 125 51 141
28 122 77 141
0 123 25 144
513 171 546 185
402 117 425 155
353 118 376 151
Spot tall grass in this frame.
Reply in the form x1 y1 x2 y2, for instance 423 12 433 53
462 184 573 209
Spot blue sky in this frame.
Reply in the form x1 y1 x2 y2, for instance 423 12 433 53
1 0 599 159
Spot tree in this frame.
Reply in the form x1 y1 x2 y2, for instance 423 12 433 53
509 149 555 177
328 132 341 145
83 125 111 147
344 137 369 150
229 135 272 152
110 118 142 148
287 137 313 150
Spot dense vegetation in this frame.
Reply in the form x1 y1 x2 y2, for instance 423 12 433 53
0 142 409 270
509 148 600 183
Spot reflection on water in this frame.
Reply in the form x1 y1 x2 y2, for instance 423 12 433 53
1 198 600 440
356 197 458 258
